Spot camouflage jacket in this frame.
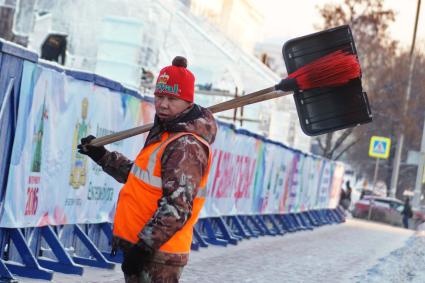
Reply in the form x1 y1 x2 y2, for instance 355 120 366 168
96 104 217 266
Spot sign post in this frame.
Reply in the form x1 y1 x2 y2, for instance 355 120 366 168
372 158 380 190
369 136 391 194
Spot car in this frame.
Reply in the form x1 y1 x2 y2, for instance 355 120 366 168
352 195 425 229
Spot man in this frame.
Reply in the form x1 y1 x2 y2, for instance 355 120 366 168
78 56 217 282
402 197 413 229
339 181 352 211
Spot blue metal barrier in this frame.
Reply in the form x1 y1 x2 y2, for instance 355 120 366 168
224 216 251 239
263 214 285 235
71 225 115 269
93 223 124 263
196 219 228 246
298 213 314 230
1 228 53 280
37 226 84 275
335 206 346 222
192 226 208 250
259 215 278 236
242 215 266 236
234 216 259 238
0 259 16 283
280 214 297 232
213 217 239 244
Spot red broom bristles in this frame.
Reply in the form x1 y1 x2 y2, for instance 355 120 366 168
287 50 361 90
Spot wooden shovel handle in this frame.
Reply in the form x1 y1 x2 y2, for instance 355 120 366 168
90 86 291 147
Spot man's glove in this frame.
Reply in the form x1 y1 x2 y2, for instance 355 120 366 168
77 135 106 162
121 243 153 276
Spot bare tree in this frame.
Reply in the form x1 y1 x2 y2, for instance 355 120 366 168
348 51 425 197
315 0 398 160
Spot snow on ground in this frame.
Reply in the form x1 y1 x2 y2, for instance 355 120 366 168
20 219 417 283
181 219 413 283
354 226 425 283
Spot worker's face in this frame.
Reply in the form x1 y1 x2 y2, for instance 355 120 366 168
154 94 192 121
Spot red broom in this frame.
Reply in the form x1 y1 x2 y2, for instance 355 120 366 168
277 50 361 91
89 50 362 147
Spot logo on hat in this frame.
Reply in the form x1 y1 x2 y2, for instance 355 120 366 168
155 72 180 95
157 72 170 84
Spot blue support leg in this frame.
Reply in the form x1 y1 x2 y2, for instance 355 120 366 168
0 259 17 283
191 241 199 251
286 213 300 232
306 211 320 227
312 211 324 226
192 226 208 248
227 216 250 239
4 228 53 281
37 226 84 275
214 217 239 245
326 210 337 224
320 210 331 225
311 210 323 226
304 212 317 228
72 225 115 269
255 215 276 236
289 214 304 231
98 223 123 264
283 214 298 232
245 215 266 236
335 207 346 223
298 213 313 230
199 219 228 246
274 214 290 232
265 215 285 235
237 216 259 238
222 217 243 241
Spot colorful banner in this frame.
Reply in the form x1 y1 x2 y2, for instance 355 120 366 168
0 63 344 228
203 126 344 217
0 65 146 227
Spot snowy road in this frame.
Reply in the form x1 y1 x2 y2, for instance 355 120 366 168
22 218 418 283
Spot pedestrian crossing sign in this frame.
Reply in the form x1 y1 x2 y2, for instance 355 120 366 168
369 136 391 159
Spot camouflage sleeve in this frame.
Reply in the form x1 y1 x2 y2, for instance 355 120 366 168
96 150 133 184
137 135 209 251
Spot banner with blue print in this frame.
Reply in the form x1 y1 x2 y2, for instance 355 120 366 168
0 64 149 227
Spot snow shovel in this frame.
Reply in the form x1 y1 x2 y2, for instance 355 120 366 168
89 25 372 147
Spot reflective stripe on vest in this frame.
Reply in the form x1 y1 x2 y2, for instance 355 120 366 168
113 131 212 254
131 162 207 198
130 162 162 188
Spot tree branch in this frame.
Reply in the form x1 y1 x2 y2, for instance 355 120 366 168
334 138 359 161
324 132 334 158
316 137 326 152
329 128 354 157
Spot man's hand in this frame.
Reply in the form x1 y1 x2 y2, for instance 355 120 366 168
121 244 152 276
77 135 106 162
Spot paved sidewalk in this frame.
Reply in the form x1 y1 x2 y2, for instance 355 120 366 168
21 219 413 283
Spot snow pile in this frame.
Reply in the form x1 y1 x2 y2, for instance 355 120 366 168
353 230 425 283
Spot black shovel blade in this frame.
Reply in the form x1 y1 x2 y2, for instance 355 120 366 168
282 25 372 136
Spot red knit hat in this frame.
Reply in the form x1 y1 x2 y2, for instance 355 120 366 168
154 56 195 102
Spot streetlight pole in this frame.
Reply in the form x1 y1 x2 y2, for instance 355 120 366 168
389 0 422 197
413 115 425 207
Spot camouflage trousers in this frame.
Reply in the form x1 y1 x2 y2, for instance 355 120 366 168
123 260 184 283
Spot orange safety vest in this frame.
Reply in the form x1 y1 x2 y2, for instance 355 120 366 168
113 132 212 254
